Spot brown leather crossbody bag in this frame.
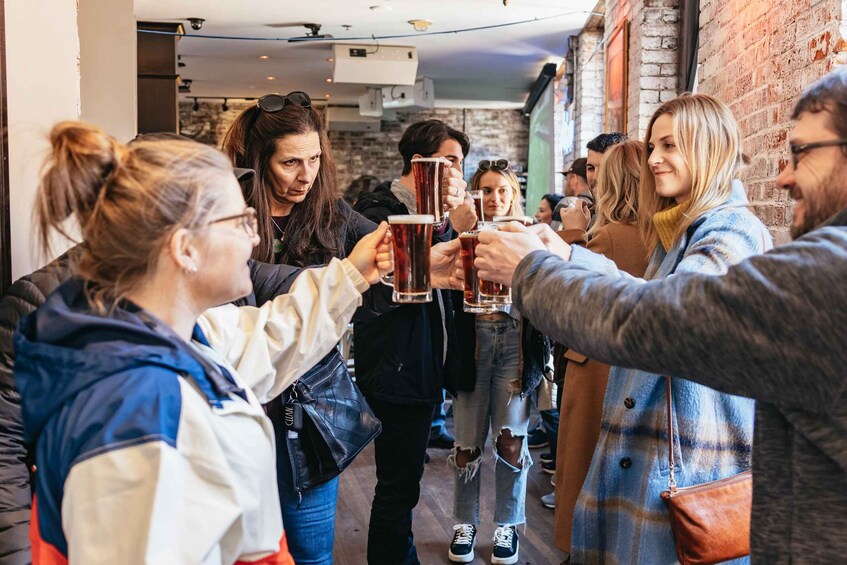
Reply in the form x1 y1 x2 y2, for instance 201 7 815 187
660 377 752 565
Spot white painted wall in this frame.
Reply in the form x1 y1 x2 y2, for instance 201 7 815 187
79 0 137 143
6 0 81 279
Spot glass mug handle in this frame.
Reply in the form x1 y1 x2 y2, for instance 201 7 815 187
380 272 395 287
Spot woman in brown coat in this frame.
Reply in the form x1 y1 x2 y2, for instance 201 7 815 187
553 140 650 555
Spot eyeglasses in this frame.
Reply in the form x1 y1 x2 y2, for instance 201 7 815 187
206 207 258 238
257 91 312 113
790 138 847 168
477 159 510 172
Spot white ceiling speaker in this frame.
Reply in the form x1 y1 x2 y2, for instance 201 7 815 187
382 78 434 110
358 88 384 117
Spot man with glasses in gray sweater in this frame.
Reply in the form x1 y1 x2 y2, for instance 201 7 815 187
468 67 847 562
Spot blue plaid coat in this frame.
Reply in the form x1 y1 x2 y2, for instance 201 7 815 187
569 182 771 564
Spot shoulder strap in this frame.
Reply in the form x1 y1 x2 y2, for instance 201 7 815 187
666 376 677 493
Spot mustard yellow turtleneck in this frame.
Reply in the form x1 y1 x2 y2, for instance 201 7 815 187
652 201 691 251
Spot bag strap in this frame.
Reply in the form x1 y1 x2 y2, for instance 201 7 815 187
666 376 677 493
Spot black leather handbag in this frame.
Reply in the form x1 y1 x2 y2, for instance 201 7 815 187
280 350 381 494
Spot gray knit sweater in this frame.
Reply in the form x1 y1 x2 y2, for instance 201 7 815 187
513 210 847 563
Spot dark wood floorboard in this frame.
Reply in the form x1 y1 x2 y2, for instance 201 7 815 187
333 441 563 564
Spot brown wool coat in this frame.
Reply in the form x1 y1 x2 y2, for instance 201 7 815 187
553 223 649 552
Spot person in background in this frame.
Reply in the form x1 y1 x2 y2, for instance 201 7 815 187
548 140 649 553
344 174 381 207
584 132 627 190
353 119 472 565
535 193 564 226
464 65 847 565
221 91 393 565
446 159 549 565
16 121 391 564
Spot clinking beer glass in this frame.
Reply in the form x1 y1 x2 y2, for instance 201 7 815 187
460 226 503 314
470 222 512 307
412 157 451 227
381 215 434 303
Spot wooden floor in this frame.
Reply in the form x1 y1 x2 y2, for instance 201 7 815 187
333 434 564 564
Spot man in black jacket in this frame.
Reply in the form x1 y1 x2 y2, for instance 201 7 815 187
353 119 476 564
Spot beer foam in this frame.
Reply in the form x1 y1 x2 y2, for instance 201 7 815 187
387 214 435 224
411 157 451 164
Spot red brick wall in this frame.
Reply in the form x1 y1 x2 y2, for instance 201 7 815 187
606 0 681 139
698 0 846 243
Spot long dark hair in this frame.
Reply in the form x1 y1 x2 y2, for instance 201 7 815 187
222 101 345 265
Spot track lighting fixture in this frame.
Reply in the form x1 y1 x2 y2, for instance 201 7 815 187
222 98 229 111
192 97 199 111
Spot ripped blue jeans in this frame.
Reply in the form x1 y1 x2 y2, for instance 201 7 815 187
450 317 531 526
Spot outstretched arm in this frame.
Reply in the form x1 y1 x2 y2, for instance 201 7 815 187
513 228 847 415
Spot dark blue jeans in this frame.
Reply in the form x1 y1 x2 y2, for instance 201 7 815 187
276 434 339 565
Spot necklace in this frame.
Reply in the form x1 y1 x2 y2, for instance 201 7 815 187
271 216 284 254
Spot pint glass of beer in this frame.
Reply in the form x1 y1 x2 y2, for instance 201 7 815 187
476 222 512 305
459 229 501 314
469 189 485 225
412 157 451 226
382 215 434 303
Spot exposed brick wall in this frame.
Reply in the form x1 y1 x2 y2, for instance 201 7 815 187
698 0 847 243
573 29 606 155
179 102 528 194
606 0 680 139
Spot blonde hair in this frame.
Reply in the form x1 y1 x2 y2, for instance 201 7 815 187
470 165 524 217
587 140 642 239
37 121 234 312
638 93 746 252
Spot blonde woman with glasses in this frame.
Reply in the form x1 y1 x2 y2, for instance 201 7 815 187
15 122 390 565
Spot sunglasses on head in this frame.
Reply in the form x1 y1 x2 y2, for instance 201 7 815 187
477 159 510 172
256 91 312 112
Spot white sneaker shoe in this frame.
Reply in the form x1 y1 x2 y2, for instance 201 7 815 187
541 491 556 509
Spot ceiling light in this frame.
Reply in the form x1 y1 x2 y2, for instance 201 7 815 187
327 58 334 63
267 76 276 81
258 55 270 60
370 5 392 11
222 98 229 111
408 19 432 32
326 78 333 83
325 94 331 98
192 97 199 111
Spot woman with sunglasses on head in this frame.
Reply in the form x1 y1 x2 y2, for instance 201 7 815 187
16 122 391 564
474 94 771 564
446 159 549 565
222 91 392 565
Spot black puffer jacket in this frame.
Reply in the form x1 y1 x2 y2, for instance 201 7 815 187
352 182 464 405
0 250 75 564
0 248 303 564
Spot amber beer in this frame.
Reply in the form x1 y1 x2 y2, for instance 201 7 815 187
384 215 434 303
469 189 485 224
412 157 451 226
476 222 512 305
459 231 501 314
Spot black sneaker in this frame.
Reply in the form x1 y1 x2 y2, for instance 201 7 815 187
541 460 556 475
491 524 519 564
527 427 548 449
448 523 477 563
539 452 554 463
